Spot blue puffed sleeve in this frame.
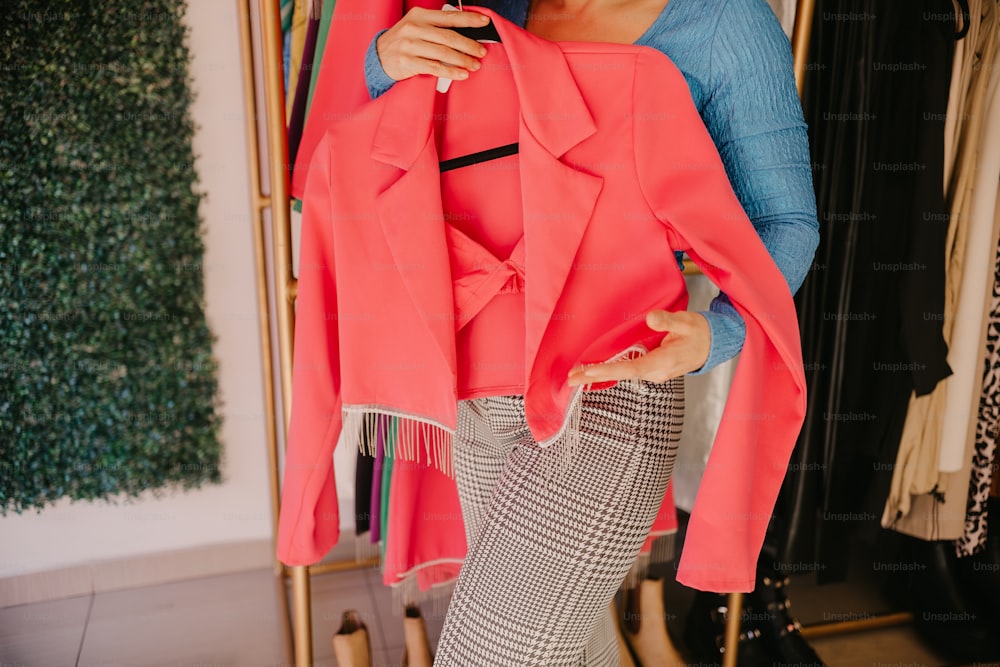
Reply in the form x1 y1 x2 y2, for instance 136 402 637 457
682 0 820 375
365 29 397 99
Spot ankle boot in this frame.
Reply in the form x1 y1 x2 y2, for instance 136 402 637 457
682 592 772 667
903 536 1000 662
954 497 1000 621
609 600 638 667
401 604 434 667
749 568 825 666
619 578 686 666
332 609 372 667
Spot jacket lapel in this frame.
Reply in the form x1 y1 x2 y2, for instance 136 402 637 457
490 14 605 381
372 77 458 374
520 139 604 384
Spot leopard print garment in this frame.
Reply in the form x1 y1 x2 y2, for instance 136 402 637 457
956 234 1000 557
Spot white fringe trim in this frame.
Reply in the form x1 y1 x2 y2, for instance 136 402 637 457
622 530 678 591
343 407 456 478
341 345 653 484
535 344 650 484
387 559 464 617
353 532 382 563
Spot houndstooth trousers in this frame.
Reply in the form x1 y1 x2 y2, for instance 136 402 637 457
433 377 684 666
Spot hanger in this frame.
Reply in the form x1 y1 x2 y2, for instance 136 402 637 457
436 3 518 171
955 0 970 40
435 3 500 93
451 18 502 43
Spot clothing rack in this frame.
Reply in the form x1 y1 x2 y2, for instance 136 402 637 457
236 1 910 665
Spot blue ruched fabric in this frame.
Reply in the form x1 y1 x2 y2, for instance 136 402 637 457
363 0 820 375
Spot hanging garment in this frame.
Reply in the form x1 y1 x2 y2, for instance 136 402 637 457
276 8 808 594
937 0 1000 476
377 435 394 566
369 416 385 543
957 189 1000 556
354 417 374 535
287 10 320 167
944 0 979 189
291 0 416 200
280 0 294 94
285 0 309 119
383 446 465 609
885 0 1000 535
305 0 337 116
771 0 956 581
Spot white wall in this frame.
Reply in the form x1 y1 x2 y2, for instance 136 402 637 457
0 1 272 579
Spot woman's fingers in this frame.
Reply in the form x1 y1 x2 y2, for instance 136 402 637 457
567 348 684 386
377 8 492 82
566 311 711 386
567 359 641 386
400 37 484 74
410 5 491 28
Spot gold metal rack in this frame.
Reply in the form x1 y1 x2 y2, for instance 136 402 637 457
238 0 911 664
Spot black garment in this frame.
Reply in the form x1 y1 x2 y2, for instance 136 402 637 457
287 11 321 174
355 413 376 535
769 0 955 581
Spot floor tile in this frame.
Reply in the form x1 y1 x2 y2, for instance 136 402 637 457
371 647 405 667
3 560 990 667
0 595 91 667
810 625 953 667
78 569 286 667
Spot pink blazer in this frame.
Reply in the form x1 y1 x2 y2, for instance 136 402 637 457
278 8 807 593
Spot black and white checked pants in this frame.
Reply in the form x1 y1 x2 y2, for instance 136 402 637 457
434 377 684 666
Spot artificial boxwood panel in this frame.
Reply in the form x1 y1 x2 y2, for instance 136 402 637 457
0 1 223 512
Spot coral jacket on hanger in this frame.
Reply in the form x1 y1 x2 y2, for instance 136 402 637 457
277 8 807 593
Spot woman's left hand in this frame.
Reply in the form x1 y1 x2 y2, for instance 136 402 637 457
566 310 711 386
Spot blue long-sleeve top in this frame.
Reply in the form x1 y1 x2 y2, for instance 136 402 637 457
363 0 820 375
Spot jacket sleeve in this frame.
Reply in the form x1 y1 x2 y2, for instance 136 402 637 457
632 47 808 592
276 133 345 566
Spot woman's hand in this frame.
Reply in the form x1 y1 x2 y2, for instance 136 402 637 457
376 7 492 83
566 310 711 386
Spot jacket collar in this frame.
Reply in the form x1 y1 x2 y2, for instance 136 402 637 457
371 7 597 169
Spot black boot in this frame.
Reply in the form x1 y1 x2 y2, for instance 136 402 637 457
682 591 774 667
903 536 1000 662
953 497 1000 621
749 567 826 666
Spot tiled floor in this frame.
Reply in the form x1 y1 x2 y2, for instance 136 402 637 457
0 564 994 667
0 567 447 667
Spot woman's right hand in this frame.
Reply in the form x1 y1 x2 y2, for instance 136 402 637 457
375 7 492 83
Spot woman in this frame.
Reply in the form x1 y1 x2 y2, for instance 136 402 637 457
363 0 819 663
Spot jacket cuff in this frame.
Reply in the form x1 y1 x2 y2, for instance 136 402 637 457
365 29 397 100
688 293 746 376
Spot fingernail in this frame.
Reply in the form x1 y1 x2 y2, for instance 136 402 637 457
456 70 469 79
471 60 481 70
478 14 490 23
478 46 487 56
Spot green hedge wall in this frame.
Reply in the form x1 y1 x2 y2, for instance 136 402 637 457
0 1 223 513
